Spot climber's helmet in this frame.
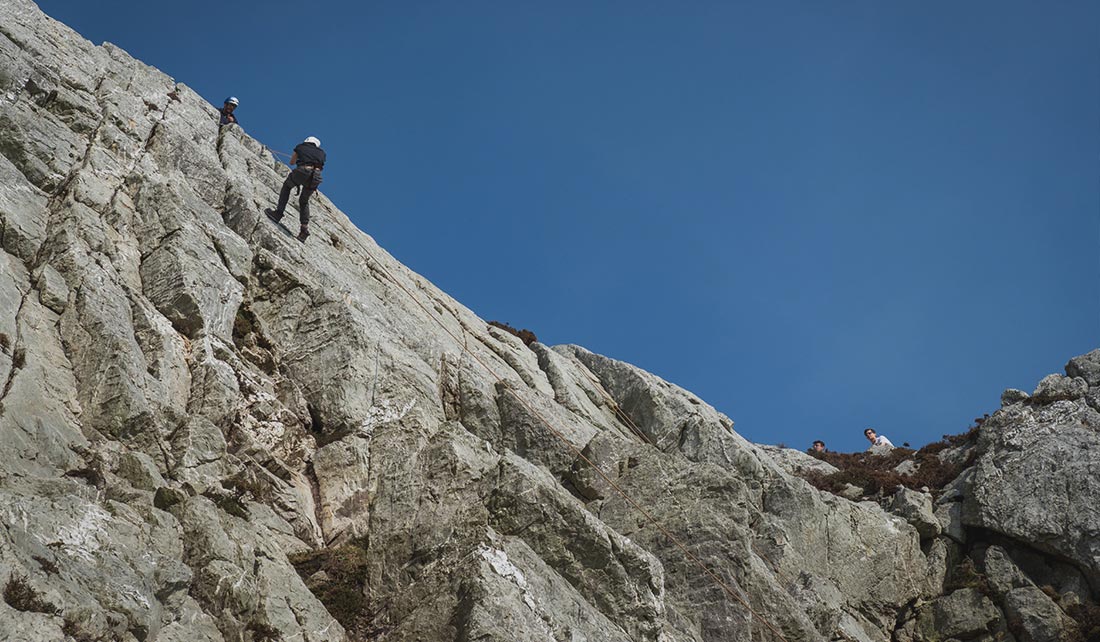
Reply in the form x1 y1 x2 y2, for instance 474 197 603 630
303 136 321 147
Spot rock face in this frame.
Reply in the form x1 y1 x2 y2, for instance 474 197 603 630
0 2 1097 641
890 487 941 540
961 368 1100 587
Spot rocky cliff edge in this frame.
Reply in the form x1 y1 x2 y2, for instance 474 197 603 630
1 2 1097 641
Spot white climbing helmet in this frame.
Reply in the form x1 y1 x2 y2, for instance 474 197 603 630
303 136 321 147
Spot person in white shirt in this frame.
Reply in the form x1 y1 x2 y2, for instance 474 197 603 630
864 427 894 450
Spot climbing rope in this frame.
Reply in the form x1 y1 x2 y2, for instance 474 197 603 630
267 147 293 162
572 365 654 445
328 225 792 642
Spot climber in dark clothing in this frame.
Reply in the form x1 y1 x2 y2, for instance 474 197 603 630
218 97 239 127
265 137 325 241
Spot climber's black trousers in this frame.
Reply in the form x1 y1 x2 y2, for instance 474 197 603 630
274 167 322 225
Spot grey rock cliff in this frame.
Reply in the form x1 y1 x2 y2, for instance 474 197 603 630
961 373 1100 587
0 2 1097 641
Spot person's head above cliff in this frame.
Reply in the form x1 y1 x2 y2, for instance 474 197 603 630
811 440 826 453
219 96 239 127
864 428 894 450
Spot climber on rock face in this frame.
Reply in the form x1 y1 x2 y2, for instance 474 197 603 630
218 96 239 127
265 136 325 242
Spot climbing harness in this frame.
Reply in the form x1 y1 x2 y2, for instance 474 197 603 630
288 166 321 197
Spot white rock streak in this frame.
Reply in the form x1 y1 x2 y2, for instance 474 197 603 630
47 502 111 564
358 398 415 437
478 545 538 611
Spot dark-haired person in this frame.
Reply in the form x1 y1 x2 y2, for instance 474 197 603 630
218 96 239 127
811 440 826 453
864 427 894 450
265 136 325 241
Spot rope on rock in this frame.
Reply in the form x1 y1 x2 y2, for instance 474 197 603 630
572 365 654 445
334 227 792 642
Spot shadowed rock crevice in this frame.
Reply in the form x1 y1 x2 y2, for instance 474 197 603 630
0 291 30 415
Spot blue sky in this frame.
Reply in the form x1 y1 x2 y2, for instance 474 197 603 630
36 1 1098 452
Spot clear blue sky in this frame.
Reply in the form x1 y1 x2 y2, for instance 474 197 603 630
36 1 1099 452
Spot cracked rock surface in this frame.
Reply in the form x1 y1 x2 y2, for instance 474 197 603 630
1 2 1097 641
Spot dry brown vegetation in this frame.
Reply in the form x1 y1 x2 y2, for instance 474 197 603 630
290 539 377 639
3 576 59 615
488 321 538 347
943 557 993 596
801 422 983 500
1066 602 1100 642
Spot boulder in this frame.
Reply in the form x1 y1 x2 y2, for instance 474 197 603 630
978 545 1031 597
926 588 1002 640
1065 349 1100 387
961 399 1100 586
893 458 918 476
1001 388 1030 406
867 443 894 456
115 451 167 491
757 444 840 476
1003 586 1074 642
1030 374 1088 404
890 487 941 539
33 264 68 314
